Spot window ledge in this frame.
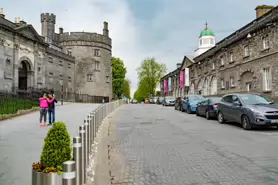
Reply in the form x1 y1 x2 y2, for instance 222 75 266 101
261 48 270 53
263 90 272 93
94 69 100 72
212 68 215 71
230 86 236 89
220 88 225 90
220 65 224 68
229 61 235 64
243 55 250 59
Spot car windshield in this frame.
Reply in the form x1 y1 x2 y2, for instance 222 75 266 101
188 95 204 101
165 97 175 101
209 97 221 104
239 94 272 105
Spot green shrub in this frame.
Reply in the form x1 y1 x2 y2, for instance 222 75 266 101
40 122 72 169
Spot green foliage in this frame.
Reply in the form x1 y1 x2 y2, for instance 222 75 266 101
134 57 166 102
136 57 166 96
155 91 161 97
40 122 72 169
112 57 127 98
123 79 131 99
0 98 38 115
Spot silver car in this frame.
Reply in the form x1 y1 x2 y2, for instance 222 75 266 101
162 96 175 106
217 93 277 130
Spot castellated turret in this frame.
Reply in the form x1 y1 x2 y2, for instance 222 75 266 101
41 13 56 40
58 21 112 98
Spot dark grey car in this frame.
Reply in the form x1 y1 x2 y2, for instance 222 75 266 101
217 93 277 130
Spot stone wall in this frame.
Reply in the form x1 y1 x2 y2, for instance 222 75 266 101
59 32 112 98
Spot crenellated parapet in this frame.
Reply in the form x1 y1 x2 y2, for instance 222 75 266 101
40 13 56 24
59 32 112 50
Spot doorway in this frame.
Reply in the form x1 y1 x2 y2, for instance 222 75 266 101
18 61 28 90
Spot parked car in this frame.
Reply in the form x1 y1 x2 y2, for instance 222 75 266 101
174 97 182 110
162 96 175 106
131 99 138 104
181 95 204 114
153 97 158 104
217 93 277 130
196 97 222 119
156 97 163 104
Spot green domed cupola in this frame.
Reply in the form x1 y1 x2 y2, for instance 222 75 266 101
199 22 215 38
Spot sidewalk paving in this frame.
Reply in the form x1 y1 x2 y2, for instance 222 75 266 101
0 102 101 185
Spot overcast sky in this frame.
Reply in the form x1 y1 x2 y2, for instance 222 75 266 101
2 0 277 97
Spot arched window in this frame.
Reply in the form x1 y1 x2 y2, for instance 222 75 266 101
200 39 202 46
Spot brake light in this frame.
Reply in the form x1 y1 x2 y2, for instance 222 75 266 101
213 104 218 109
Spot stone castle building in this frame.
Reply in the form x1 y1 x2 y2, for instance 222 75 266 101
161 5 278 100
0 8 112 98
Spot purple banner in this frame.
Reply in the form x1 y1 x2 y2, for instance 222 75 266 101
180 71 185 89
164 80 168 93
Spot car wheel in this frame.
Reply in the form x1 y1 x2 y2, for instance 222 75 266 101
218 111 225 124
205 110 210 120
242 115 252 130
187 106 192 114
196 108 200 116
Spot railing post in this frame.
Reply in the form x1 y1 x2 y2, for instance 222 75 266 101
90 112 95 147
62 161 76 185
79 125 86 185
86 116 91 153
73 137 82 185
84 119 89 166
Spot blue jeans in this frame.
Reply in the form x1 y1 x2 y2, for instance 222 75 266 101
48 109 55 124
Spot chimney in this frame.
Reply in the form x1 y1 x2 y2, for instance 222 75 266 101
176 63 181 69
255 5 274 18
0 8 4 18
103 21 109 37
15 17 20 24
59 27 63 34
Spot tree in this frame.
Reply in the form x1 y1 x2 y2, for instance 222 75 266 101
133 77 152 102
136 57 166 96
156 91 161 97
112 57 127 98
123 79 131 99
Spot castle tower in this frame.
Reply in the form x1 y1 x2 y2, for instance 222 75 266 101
41 13 56 40
194 22 215 57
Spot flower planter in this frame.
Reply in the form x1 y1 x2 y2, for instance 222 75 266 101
32 170 62 185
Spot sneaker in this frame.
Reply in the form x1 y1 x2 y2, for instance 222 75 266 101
44 123 47 126
48 124 52 126
40 123 44 126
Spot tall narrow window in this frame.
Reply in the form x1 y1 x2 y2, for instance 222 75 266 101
221 78 224 88
94 49 100 56
230 52 234 62
95 62 100 70
230 77 235 87
263 67 271 91
212 62 215 70
263 37 269 49
87 74 93 82
244 45 250 57
220 56 224 66
246 83 251 92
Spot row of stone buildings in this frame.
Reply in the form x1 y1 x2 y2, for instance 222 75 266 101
0 8 113 98
161 5 278 100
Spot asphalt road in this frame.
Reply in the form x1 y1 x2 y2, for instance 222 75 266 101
107 104 278 185
0 102 100 185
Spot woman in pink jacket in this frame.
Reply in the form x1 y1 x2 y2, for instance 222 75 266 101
39 94 55 126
